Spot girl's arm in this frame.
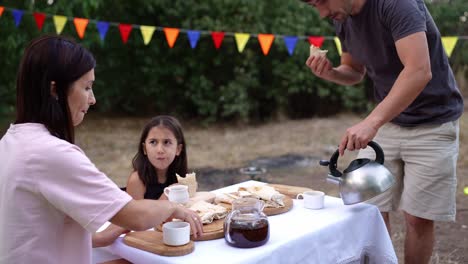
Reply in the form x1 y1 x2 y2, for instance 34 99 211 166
126 171 145 200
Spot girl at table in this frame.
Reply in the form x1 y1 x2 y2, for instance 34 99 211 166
0 35 202 263
126 115 188 200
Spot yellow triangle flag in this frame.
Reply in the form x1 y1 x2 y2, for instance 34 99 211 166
258 34 275 55
334 37 342 56
53 15 67 34
73 18 89 39
163 28 180 48
140 25 156 45
234 33 250 53
441 36 458 58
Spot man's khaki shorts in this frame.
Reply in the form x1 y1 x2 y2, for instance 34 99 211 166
358 120 459 222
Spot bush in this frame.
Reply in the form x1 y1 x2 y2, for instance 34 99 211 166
0 0 465 123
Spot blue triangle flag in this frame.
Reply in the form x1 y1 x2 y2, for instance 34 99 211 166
96 21 110 41
12 9 23 27
187 30 201 49
284 36 299 56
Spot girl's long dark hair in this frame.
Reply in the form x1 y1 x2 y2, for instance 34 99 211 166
15 35 96 143
132 115 188 185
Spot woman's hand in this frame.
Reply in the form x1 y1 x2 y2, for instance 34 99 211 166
92 224 130 248
169 205 204 238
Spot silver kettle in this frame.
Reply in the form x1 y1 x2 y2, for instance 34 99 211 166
319 141 395 205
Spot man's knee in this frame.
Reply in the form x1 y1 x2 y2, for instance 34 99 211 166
404 212 434 235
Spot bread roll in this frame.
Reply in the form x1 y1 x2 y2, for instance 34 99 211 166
176 172 198 197
310 44 328 57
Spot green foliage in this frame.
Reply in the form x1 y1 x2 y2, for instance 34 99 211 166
426 0 468 78
0 0 466 123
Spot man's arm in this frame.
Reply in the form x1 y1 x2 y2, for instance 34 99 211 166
338 31 432 154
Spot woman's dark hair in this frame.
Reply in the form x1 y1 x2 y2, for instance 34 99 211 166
132 115 188 186
15 35 96 144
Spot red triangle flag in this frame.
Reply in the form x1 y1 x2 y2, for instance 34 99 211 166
308 36 325 48
119 24 133 44
0 6 5 17
33 12 46 31
211 31 225 49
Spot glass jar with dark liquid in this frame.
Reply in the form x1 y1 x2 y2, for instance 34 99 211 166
224 198 270 248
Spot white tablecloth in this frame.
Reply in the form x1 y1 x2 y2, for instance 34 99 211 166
93 181 398 264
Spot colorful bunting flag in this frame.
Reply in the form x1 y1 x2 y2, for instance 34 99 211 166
73 18 89 39
164 27 180 48
283 36 298 56
53 15 67 34
118 24 133 44
96 21 109 41
308 36 325 48
234 33 250 53
211 31 225 49
1 6 466 57
334 37 342 56
187 30 200 49
33 12 46 31
140 25 156 45
258 34 275 55
12 9 23 27
441 36 458 58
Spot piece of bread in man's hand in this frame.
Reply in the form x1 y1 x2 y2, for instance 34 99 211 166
310 44 328 57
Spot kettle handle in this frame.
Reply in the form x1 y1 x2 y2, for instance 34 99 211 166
367 141 385 164
319 141 385 177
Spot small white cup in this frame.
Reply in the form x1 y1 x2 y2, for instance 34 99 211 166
296 191 325 210
164 185 189 204
163 221 190 246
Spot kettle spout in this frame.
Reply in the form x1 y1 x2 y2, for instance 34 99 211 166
326 174 342 185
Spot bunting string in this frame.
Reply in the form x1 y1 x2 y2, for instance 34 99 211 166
1 6 467 57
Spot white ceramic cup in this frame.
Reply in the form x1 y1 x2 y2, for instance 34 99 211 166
296 191 325 209
163 221 191 246
164 185 189 204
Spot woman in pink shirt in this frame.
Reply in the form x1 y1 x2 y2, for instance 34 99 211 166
0 35 203 264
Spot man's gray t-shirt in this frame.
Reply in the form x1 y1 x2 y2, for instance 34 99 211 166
334 0 463 126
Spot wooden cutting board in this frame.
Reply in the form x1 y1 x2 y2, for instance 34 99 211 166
268 184 314 199
123 231 194 256
156 219 225 241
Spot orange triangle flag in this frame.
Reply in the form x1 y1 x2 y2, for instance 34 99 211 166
164 28 180 48
0 6 4 17
73 18 89 39
258 34 275 55
308 36 325 48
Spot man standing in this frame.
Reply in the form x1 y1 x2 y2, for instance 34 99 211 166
302 0 463 263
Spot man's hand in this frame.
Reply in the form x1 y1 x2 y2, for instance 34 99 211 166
338 119 379 156
305 54 334 80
